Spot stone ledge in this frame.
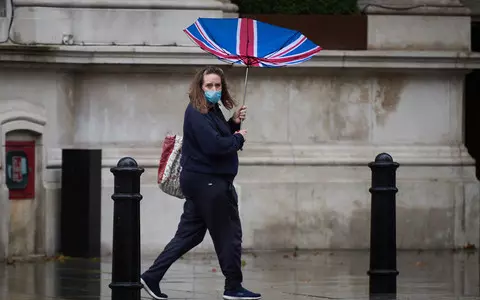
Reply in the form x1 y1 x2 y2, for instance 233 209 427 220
14 0 231 10
43 144 474 168
1 46 480 70
358 0 470 16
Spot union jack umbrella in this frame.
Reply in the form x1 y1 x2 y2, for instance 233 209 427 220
184 17 322 106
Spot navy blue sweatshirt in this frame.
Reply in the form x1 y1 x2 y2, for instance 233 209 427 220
180 103 244 180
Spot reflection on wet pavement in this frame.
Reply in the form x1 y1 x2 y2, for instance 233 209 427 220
0 250 479 300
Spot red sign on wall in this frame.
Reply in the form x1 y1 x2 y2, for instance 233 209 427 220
5 141 35 200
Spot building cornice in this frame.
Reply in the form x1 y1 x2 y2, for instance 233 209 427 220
44 144 475 169
0 45 480 70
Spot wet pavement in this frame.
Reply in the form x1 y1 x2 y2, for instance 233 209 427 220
1 250 480 300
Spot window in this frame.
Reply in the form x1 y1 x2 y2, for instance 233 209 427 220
0 0 5 18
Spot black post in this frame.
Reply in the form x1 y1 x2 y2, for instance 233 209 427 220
367 153 399 298
109 157 144 300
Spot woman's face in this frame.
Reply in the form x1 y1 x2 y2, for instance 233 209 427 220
202 73 222 92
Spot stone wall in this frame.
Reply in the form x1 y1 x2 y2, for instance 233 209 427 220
64 68 477 254
1 64 476 256
0 0 479 258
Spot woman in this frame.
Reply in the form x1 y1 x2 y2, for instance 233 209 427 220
141 66 262 300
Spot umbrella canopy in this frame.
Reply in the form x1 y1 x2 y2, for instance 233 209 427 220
184 17 322 67
184 17 323 120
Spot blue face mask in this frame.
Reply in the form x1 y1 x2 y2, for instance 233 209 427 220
205 90 222 104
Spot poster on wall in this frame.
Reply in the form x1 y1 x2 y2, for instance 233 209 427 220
6 151 29 189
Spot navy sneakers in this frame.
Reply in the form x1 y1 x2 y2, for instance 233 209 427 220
140 274 260 300
223 286 262 300
140 276 168 300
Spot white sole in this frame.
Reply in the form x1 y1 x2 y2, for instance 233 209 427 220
140 278 168 300
223 295 261 300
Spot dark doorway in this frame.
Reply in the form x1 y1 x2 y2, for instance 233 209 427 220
464 21 480 180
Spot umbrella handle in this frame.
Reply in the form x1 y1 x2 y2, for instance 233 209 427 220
240 66 249 129
242 66 249 106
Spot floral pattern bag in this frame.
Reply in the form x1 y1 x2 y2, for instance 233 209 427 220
158 134 185 199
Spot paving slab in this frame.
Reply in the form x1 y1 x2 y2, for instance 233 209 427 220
1 250 479 300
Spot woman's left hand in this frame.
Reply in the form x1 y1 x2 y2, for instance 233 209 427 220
233 105 247 124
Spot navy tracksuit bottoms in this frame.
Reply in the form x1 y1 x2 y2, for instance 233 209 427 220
142 170 243 290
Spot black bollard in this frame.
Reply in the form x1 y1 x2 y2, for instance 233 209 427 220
367 153 399 298
109 157 145 300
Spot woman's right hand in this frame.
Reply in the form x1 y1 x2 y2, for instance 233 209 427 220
235 129 247 140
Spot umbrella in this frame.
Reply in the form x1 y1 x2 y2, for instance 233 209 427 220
183 17 322 107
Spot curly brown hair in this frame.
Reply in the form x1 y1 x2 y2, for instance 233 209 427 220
188 66 237 114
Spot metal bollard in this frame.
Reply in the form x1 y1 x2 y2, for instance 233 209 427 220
109 157 144 300
367 153 399 298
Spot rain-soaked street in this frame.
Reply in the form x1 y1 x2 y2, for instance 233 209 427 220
1 250 479 300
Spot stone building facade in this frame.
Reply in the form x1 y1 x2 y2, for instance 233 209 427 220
0 0 479 259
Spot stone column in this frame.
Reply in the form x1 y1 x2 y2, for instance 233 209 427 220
358 0 471 50
357 0 480 249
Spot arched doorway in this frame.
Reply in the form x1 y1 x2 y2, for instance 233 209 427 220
0 101 47 260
